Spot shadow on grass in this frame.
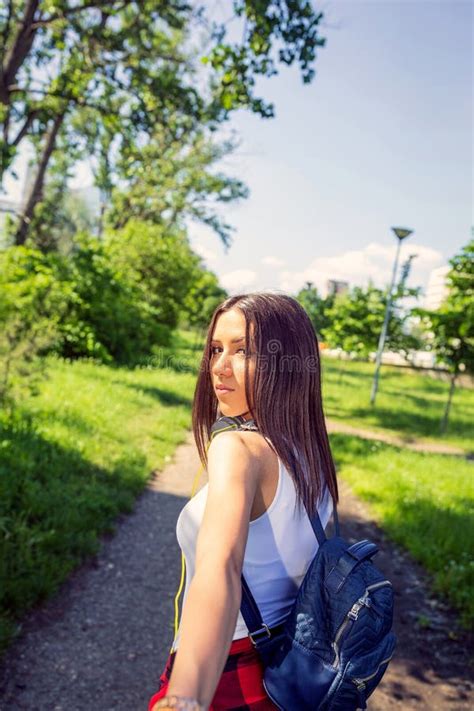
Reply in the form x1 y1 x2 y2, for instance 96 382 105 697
33 408 98 436
329 433 473 627
348 405 472 441
118 382 193 408
0 414 149 654
72 368 194 408
0 485 189 708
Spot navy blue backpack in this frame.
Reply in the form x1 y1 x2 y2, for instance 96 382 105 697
211 415 396 711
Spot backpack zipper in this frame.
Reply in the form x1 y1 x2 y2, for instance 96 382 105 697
352 653 394 690
331 580 392 668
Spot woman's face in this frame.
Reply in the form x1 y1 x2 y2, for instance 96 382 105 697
210 307 255 420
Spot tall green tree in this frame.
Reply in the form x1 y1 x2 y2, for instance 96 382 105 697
106 124 249 250
181 268 227 331
295 281 335 341
324 281 421 360
105 218 202 336
413 238 474 432
1 1 327 245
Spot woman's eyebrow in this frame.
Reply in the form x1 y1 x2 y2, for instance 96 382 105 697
211 336 246 344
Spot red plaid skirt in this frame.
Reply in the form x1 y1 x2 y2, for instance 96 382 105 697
148 635 279 710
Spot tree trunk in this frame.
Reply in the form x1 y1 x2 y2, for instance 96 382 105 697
337 350 345 385
15 111 66 246
0 0 40 104
440 369 457 434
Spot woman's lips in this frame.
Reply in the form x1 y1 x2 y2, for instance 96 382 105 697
215 386 234 394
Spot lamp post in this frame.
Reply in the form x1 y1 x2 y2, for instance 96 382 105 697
370 226 413 405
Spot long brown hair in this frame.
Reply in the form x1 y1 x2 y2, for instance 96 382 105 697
192 292 338 516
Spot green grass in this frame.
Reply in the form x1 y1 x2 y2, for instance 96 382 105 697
321 355 474 452
330 432 474 627
1 332 472 652
0 330 201 653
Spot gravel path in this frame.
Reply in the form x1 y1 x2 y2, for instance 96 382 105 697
0 430 472 710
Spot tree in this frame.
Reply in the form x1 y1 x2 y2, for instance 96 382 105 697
413 238 474 433
324 281 421 360
106 124 249 250
180 268 227 332
1 1 327 245
0 245 66 408
295 281 335 341
105 218 202 334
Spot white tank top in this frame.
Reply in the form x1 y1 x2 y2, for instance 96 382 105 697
171 445 333 651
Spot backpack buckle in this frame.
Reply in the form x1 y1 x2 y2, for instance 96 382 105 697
249 623 271 646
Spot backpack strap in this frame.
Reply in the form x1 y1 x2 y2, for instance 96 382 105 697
310 498 340 545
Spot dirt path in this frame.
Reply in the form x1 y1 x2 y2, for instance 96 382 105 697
0 431 472 710
326 419 468 457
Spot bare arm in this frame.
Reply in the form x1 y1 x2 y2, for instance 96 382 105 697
164 431 262 708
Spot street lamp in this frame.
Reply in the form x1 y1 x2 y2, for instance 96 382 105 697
370 226 414 405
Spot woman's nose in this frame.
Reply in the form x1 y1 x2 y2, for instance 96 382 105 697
213 351 232 376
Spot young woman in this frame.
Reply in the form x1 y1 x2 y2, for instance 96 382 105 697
148 292 339 711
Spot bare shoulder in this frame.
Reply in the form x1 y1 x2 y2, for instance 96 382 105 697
207 430 263 479
210 428 273 456
237 429 277 461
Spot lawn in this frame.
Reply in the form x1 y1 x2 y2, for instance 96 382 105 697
321 355 473 452
1 333 472 654
0 330 201 653
330 432 473 627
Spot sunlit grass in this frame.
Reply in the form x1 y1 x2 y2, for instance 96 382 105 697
322 355 473 451
0 331 200 654
1 332 472 653
331 432 474 627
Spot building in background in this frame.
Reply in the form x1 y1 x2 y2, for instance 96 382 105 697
423 265 450 310
0 197 20 249
326 279 349 297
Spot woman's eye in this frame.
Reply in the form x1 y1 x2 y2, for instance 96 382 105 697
210 346 247 355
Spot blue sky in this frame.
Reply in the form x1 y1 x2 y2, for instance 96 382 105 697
3 0 472 299
187 0 473 297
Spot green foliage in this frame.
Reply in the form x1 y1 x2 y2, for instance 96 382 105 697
180 269 228 330
0 225 217 371
295 281 335 340
20 135 96 253
414 239 474 377
321 354 473 450
0 354 196 653
107 126 249 249
0 247 66 408
52 223 210 364
52 232 155 363
105 219 204 337
1 1 327 244
324 281 421 359
205 1 326 118
411 238 474 432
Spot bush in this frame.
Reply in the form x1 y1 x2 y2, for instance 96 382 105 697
105 219 202 333
0 247 66 408
53 232 159 363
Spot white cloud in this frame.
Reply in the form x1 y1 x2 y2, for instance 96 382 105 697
278 241 445 295
262 255 286 268
193 241 218 264
221 269 258 292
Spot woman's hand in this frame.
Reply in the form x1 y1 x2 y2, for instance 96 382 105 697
151 694 206 710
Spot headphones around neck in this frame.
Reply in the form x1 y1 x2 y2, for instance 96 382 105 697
210 412 259 438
